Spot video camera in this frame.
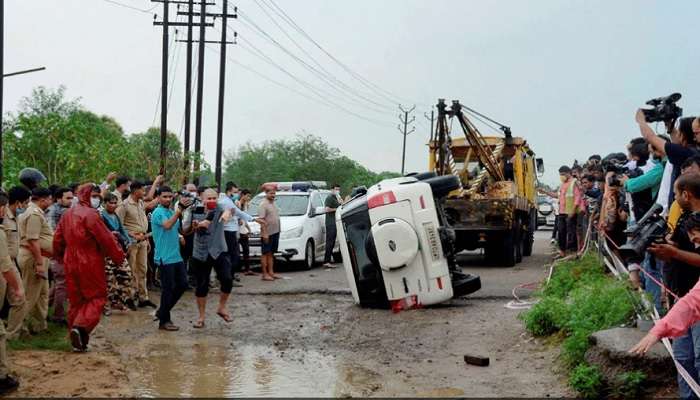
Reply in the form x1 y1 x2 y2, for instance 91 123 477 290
618 204 668 262
601 156 627 187
177 190 196 210
642 93 683 123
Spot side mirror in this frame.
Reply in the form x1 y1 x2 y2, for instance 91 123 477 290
536 158 545 176
313 206 326 216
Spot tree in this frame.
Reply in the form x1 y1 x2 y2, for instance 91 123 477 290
223 134 400 193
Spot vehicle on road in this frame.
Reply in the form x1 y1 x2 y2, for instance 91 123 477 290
247 182 341 269
336 173 481 310
536 195 557 227
428 99 544 267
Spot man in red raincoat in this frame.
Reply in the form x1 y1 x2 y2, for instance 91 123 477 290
53 184 125 352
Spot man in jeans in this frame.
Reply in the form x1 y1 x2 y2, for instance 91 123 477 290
218 182 256 286
47 187 73 324
151 187 190 331
323 184 341 269
648 174 700 398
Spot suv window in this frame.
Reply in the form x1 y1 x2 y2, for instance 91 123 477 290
311 193 323 209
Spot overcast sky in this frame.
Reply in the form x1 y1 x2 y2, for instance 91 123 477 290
5 0 700 186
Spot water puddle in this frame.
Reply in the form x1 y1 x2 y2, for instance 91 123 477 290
129 342 380 397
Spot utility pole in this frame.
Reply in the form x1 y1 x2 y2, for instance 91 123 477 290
425 109 435 142
153 0 170 176
176 3 233 188
214 1 237 190
194 0 206 182
398 105 416 175
183 0 194 182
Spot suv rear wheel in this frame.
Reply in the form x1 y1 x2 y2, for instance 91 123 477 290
302 239 315 270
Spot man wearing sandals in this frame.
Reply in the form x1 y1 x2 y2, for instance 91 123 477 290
258 186 281 281
150 187 191 331
189 189 240 328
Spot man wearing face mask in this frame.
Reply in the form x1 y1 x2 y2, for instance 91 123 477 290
7 188 53 338
323 184 342 269
46 187 74 325
218 181 255 285
54 184 125 352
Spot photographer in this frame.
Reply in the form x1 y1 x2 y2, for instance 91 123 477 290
621 142 660 222
637 110 699 205
643 173 700 398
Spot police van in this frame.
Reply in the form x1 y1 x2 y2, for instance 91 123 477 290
246 182 341 269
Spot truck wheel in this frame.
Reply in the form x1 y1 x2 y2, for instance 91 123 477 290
523 211 536 257
500 228 517 267
515 221 523 264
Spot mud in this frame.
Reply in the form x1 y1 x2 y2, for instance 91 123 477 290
10 231 572 397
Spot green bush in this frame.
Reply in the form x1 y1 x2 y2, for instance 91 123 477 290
611 371 646 399
521 296 568 336
521 252 640 392
569 363 604 399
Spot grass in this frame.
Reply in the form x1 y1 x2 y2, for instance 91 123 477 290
520 252 642 397
8 321 71 352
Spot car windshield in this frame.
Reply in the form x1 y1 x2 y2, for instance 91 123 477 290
248 194 309 217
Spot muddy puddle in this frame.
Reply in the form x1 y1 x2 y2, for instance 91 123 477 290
130 343 378 397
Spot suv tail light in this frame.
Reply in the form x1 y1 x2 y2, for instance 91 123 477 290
368 191 397 209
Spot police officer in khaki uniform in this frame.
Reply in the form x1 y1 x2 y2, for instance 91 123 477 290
116 181 157 308
0 187 29 316
0 191 24 394
7 188 53 338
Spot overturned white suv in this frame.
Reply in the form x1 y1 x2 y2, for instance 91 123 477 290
336 173 481 310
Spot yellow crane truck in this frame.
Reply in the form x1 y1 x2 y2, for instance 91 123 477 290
428 99 543 266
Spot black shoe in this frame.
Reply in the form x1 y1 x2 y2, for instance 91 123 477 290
125 299 138 311
139 300 158 309
0 375 19 395
70 328 86 352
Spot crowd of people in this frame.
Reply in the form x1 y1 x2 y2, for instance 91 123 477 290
543 108 700 398
0 170 318 394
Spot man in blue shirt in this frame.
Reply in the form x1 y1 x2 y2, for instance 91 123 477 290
151 186 191 331
218 182 257 284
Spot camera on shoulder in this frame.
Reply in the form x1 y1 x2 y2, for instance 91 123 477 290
641 92 683 123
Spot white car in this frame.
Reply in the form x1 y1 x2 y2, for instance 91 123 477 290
537 195 557 227
336 174 481 310
247 182 341 269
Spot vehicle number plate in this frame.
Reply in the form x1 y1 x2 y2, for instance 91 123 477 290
423 222 440 261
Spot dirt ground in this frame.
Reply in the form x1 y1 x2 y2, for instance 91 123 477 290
9 230 572 397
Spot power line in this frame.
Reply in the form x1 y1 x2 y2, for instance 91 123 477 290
101 0 158 14
235 10 394 114
236 36 394 127
264 0 417 106
250 0 397 111
205 43 393 128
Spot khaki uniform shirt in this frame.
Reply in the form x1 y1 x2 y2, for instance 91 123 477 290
18 202 53 254
2 208 19 260
116 196 149 234
0 226 14 274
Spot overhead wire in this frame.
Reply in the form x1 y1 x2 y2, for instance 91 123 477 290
204 43 393 128
264 0 421 107
235 35 394 127
234 11 394 114
250 0 398 111
101 0 158 15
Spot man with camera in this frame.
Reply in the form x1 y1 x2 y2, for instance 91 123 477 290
642 173 700 398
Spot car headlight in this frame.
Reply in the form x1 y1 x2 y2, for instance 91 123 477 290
280 226 303 240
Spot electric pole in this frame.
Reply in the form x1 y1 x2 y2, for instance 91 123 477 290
398 105 416 175
425 109 435 142
194 0 206 182
214 1 237 190
183 0 194 181
154 0 170 176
